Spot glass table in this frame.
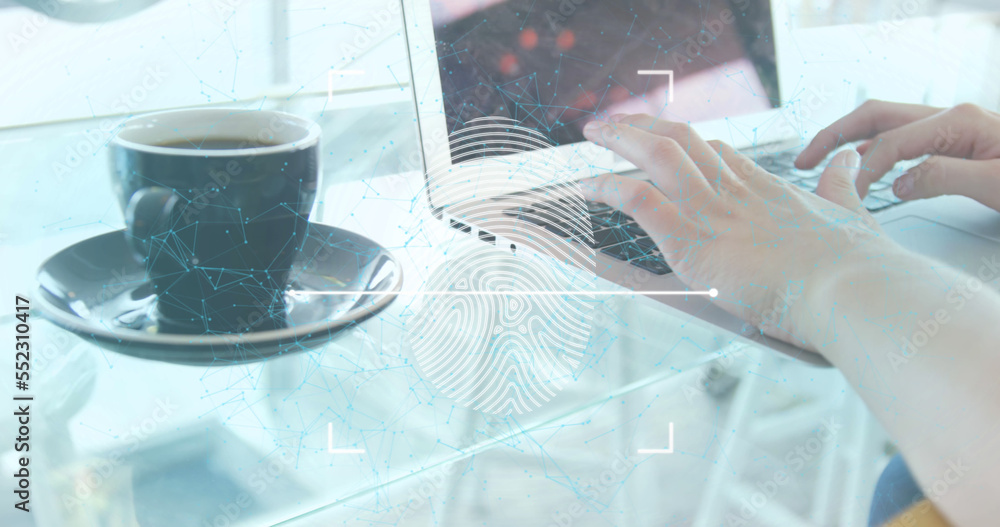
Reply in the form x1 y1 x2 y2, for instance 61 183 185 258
0 112 890 527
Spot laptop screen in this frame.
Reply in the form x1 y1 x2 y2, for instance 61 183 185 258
430 0 779 155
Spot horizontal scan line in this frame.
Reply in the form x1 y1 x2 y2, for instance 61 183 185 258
292 289 718 297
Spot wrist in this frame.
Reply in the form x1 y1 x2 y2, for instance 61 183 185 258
788 242 919 353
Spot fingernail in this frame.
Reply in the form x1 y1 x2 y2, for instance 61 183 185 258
894 173 914 198
842 150 861 169
609 113 626 123
583 121 605 140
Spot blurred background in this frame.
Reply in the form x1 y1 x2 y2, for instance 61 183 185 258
1 0 995 127
1 0 997 194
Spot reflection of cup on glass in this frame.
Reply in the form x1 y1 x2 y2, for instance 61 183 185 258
109 109 321 333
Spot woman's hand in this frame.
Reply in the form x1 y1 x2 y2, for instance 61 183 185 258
579 114 902 350
581 113 1000 526
795 100 1000 210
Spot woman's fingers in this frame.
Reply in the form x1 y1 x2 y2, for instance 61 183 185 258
580 174 702 274
855 139 873 156
795 100 941 170
578 174 676 234
711 141 867 214
814 150 864 211
709 140 792 201
582 120 718 212
854 104 999 197
893 157 1000 212
609 114 740 192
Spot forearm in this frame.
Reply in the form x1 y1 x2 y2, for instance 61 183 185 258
794 247 1000 525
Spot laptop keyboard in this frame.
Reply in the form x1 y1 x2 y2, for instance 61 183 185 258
754 149 904 212
502 149 904 277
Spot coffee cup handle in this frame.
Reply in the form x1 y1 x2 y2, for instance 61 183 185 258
124 187 181 261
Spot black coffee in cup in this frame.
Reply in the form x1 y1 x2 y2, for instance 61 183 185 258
110 109 321 334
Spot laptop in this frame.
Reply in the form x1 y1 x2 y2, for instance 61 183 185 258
400 0 1000 364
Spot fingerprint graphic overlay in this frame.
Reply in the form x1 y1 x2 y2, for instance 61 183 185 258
411 117 597 414
410 245 593 415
